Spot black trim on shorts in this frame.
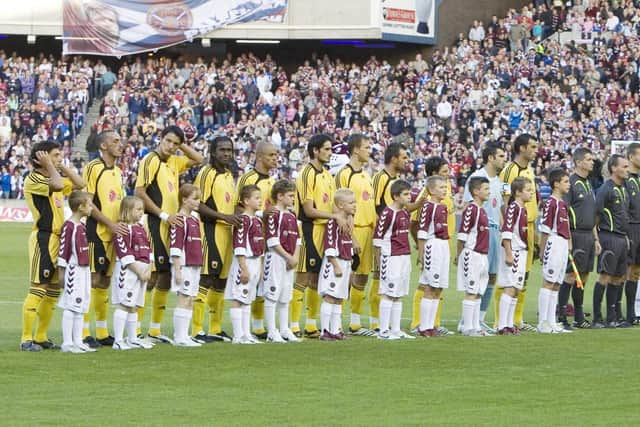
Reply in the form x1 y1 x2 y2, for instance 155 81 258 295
148 215 170 273
91 239 110 274
302 221 322 274
203 223 223 278
36 230 55 284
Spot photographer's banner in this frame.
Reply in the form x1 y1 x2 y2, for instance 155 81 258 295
63 0 288 56
381 0 441 44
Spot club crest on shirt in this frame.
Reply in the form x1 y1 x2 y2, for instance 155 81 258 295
323 193 329 203
43 269 50 278
109 190 116 202
225 192 231 203
362 191 370 201
54 197 63 208
168 182 175 193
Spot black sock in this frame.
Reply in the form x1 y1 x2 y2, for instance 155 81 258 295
572 285 585 322
616 285 624 321
625 280 638 321
606 285 619 324
593 282 605 322
558 282 571 321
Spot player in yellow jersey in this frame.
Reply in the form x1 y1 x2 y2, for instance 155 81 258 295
371 143 420 330
193 136 242 342
81 130 129 348
292 134 344 338
135 126 204 343
21 142 85 351
335 134 377 336
234 142 277 339
410 156 455 335
497 134 539 332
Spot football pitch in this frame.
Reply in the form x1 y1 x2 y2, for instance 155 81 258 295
1 223 639 426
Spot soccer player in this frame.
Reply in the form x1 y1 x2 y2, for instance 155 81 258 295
169 184 204 347
559 148 599 329
193 136 241 342
58 191 95 353
235 142 277 339
21 142 85 352
456 176 491 337
416 176 449 337
335 134 376 335
226 185 265 344
593 155 630 328
498 134 539 332
293 134 344 338
135 126 203 343
461 143 506 334
374 180 415 340
372 143 410 331
82 130 128 348
537 168 572 334
622 143 640 327
496 177 532 335
260 180 300 343
111 196 153 350
318 189 356 341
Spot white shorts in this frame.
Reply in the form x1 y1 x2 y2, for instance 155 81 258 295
542 235 569 284
224 257 262 305
259 251 294 304
111 261 147 308
318 258 352 300
171 265 201 297
497 247 527 290
379 254 411 298
58 264 91 313
457 249 489 295
419 238 450 289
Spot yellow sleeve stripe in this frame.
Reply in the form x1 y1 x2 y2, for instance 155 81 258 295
299 166 313 201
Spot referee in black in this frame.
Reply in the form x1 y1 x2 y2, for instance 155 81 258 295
593 154 630 328
559 148 600 329
623 143 640 326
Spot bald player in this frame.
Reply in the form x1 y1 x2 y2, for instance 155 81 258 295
235 142 278 339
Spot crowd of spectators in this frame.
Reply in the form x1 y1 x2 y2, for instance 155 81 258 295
5 0 640 200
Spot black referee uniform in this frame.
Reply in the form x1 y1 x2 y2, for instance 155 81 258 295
560 173 596 325
623 172 640 323
594 179 630 327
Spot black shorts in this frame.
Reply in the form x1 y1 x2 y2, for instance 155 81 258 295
628 224 640 265
567 230 595 274
147 215 170 273
597 231 629 277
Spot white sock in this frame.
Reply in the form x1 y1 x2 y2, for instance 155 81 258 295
391 301 402 334
379 298 392 333
419 298 430 331
62 310 74 347
320 301 332 333
508 296 517 328
547 290 558 326
242 305 251 338
278 302 289 334
230 307 242 339
126 312 138 341
462 300 474 333
73 312 84 347
538 288 552 324
473 300 481 331
305 318 317 329
330 303 342 335
498 293 512 330
369 316 379 328
428 299 439 330
264 299 276 334
252 318 264 331
113 309 127 342
290 321 300 330
350 313 361 327
480 310 487 322
173 307 191 342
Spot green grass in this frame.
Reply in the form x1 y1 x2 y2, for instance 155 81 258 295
2 222 640 426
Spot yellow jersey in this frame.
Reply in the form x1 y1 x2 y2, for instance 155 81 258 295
235 169 276 211
24 172 73 235
135 152 191 216
336 164 376 228
372 169 396 215
296 163 335 225
194 165 236 223
500 161 538 222
83 158 125 242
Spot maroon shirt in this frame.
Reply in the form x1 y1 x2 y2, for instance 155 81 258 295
540 196 570 239
170 214 203 267
458 203 489 254
373 207 411 256
114 224 152 265
233 214 264 257
58 220 90 267
265 210 300 255
323 218 353 261
417 201 449 240
501 201 528 250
